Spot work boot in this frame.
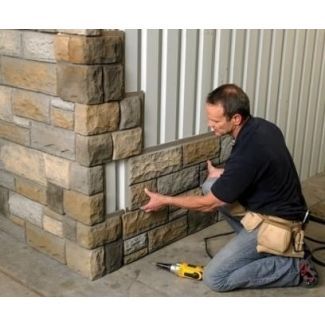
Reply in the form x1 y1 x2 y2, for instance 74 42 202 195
299 250 318 288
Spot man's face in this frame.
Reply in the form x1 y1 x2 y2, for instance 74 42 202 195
206 103 235 137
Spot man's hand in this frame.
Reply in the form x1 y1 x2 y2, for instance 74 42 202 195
141 188 170 212
207 160 224 178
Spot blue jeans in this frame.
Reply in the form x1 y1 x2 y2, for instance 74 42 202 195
203 207 301 292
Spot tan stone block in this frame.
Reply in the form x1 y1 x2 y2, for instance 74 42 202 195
183 135 220 166
43 153 71 189
112 127 142 160
128 146 182 185
0 120 30 146
12 88 50 123
51 107 74 129
9 214 25 227
0 85 13 121
1 56 57 95
26 222 65 263
55 33 122 64
122 209 168 239
75 102 119 135
128 179 157 210
0 143 46 185
77 213 122 249
43 215 64 238
0 30 21 56
124 247 148 265
66 240 105 280
148 216 188 252
15 177 47 205
58 30 102 36
64 191 104 225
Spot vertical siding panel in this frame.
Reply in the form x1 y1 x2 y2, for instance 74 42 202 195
178 29 199 138
243 29 259 110
301 30 324 179
276 30 296 133
195 29 215 134
285 30 306 153
143 29 161 147
266 29 284 124
160 29 180 144
229 29 246 85
214 29 232 86
254 30 272 118
293 30 317 177
125 29 141 92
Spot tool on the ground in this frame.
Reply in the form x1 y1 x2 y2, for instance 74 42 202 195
156 262 204 280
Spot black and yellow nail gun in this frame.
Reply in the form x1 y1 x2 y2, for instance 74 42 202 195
156 262 204 280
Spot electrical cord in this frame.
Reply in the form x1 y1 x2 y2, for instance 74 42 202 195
204 213 325 266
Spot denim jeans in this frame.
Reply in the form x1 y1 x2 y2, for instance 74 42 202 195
203 208 301 292
201 178 301 292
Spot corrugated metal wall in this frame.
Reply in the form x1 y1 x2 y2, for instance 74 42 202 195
124 29 325 181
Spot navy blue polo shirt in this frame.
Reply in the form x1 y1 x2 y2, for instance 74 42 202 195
211 117 308 221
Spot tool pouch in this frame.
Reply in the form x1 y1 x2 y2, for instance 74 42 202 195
240 211 264 231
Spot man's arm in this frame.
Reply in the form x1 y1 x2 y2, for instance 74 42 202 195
141 188 226 213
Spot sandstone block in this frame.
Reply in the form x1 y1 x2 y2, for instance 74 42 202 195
124 247 148 265
64 191 104 225
0 170 15 190
0 143 46 185
66 240 105 280
47 183 64 214
31 121 75 160
1 57 57 95
0 30 21 56
26 222 65 263
77 213 121 249
112 127 142 160
9 193 43 227
22 31 56 62
75 102 119 135
123 233 147 255
55 33 122 64
103 64 124 101
122 209 168 239
56 63 103 104
44 154 71 189
76 133 113 167
16 177 47 205
51 97 74 111
148 216 188 252
70 163 103 195
0 120 30 146
157 166 200 195
188 210 217 234
9 214 25 227
183 135 220 166
105 240 123 273
129 179 157 210
0 186 9 217
43 215 64 238
128 146 182 185
12 88 50 123
51 107 74 129
0 85 12 122
58 30 102 36
119 93 142 129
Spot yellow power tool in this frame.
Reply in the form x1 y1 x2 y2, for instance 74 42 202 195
156 262 204 281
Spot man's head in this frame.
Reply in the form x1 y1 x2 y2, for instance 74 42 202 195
205 84 251 138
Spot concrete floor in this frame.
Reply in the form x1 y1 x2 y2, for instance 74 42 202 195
0 172 324 297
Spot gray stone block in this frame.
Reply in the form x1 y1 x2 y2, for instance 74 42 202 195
70 163 104 195
188 210 217 235
119 94 142 129
0 186 9 217
58 29 102 36
0 170 15 190
76 133 113 167
8 192 43 227
103 64 124 101
46 183 64 214
123 233 147 255
105 240 123 273
0 85 13 122
157 166 200 195
51 97 74 111
0 30 21 56
31 121 75 160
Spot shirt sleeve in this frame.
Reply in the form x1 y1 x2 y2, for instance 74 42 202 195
211 153 259 203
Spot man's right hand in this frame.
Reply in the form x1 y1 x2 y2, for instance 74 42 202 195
207 160 224 178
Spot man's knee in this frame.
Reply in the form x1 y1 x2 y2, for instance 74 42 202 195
203 265 230 292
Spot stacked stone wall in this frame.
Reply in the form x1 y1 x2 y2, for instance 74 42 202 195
0 29 224 280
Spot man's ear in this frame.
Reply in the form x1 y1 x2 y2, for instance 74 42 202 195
232 113 243 126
